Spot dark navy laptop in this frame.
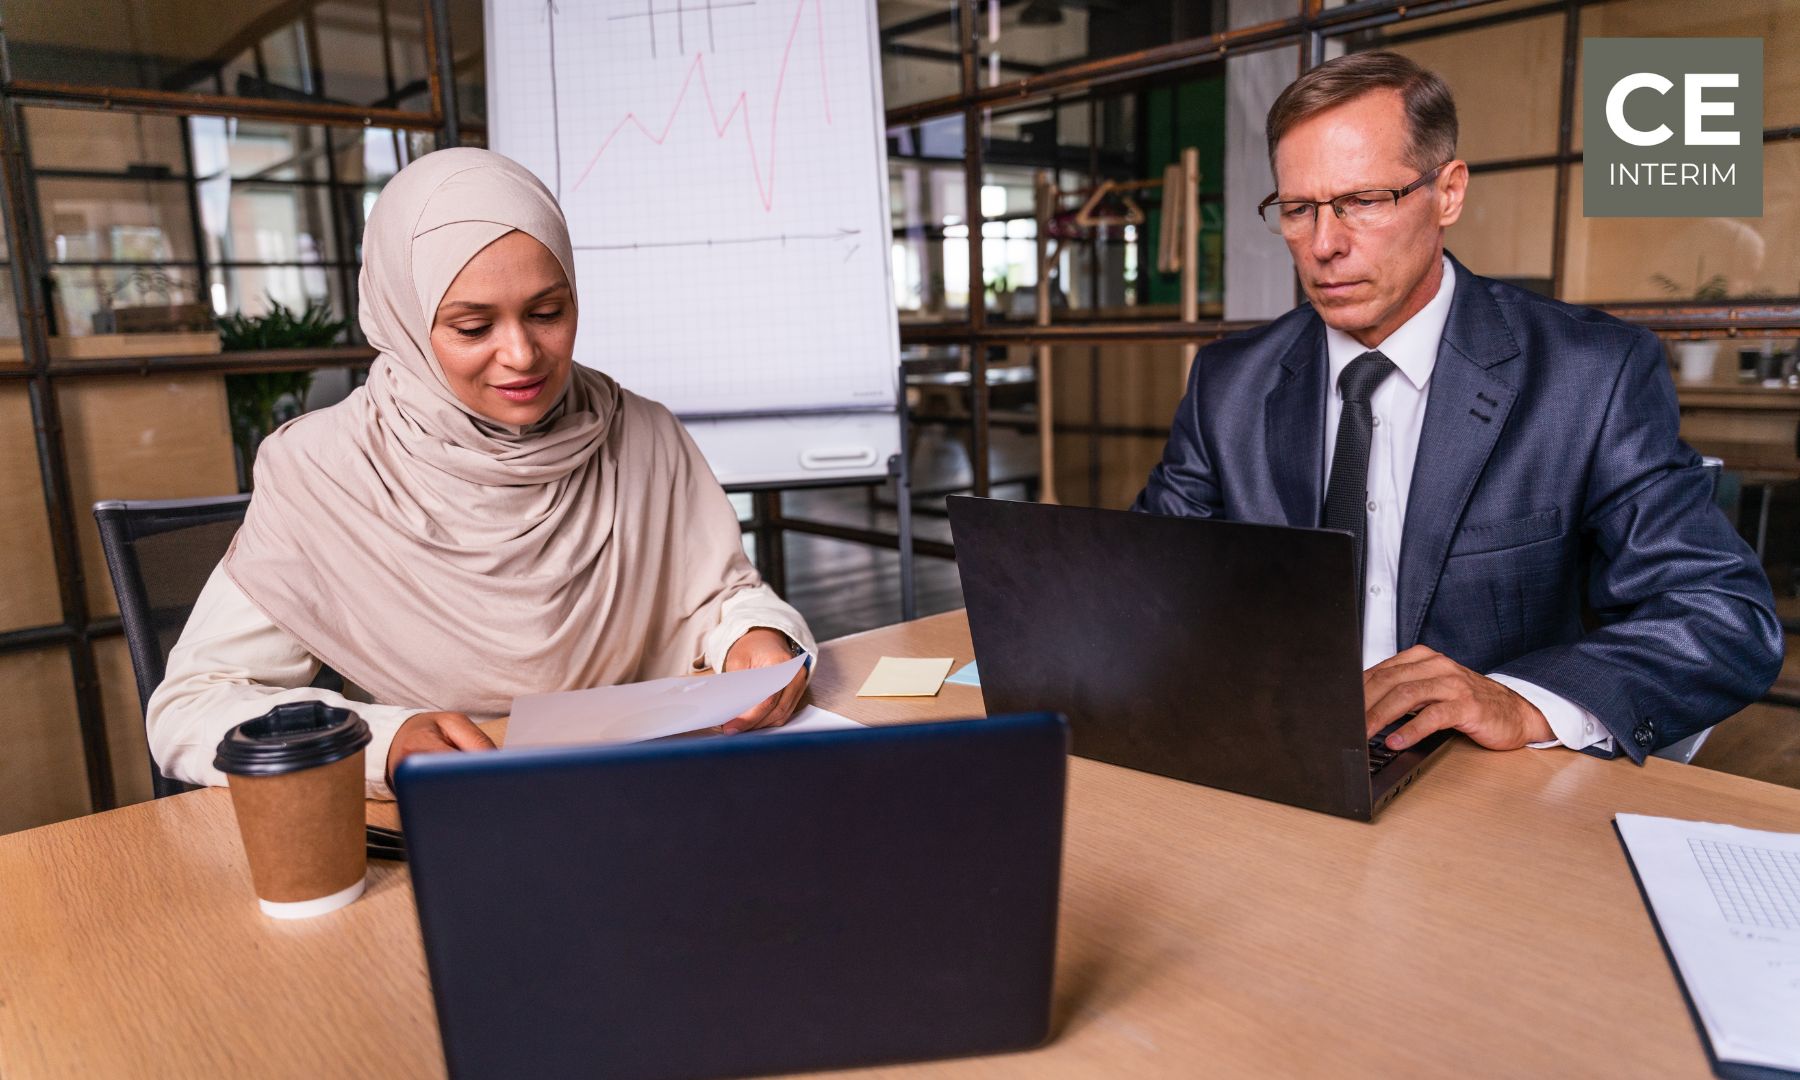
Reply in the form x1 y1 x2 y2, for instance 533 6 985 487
394 712 1068 1080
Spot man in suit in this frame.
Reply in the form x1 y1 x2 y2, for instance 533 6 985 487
1133 51 1780 763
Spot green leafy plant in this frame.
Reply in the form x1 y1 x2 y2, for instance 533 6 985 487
983 269 1016 311
1651 259 1730 302
219 299 351 488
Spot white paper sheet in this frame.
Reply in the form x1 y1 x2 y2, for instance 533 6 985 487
1615 813 1800 1071
507 656 807 749
743 705 865 736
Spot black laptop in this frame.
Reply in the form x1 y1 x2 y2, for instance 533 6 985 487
395 712 1068 1080
947 496 1451 821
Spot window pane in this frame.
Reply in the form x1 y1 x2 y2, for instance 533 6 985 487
38 178 196 264
331 126 434 186
0 649 91 836
190 118 334 182
202 182 338 265
1231 0 1301 31
23 107 189 175
0 385 63 632
983 1 1220 88
1561 141 1800 304
1322 0 1549 32
890 117 969 320
981 73 1226 323
1335 8 1564 163
311 1 399 106
49 265 206 338
259 21 315 96
1 184 17 365
0 266 21 365
1225 45 1301 321
210 264 346 323
449 0 487 125
1451 167 1555 294
880 0 962 108
385 2 434 107
1574 0 1798 150
6 0 433 114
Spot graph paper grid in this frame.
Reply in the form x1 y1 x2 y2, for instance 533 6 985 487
1689 837 1800 931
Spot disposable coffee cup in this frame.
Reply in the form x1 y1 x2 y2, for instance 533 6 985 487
215 701 372 920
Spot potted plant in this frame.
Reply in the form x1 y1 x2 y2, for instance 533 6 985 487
1651 262 1730 384
984 268 1016 316
217 299 351 489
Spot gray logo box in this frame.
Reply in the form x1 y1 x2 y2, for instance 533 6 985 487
1583 37 1762 218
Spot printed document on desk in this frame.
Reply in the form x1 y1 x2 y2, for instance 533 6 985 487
509 657 808 748
1615 813 1800 1075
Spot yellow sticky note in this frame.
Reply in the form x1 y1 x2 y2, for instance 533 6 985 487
855 657 955 698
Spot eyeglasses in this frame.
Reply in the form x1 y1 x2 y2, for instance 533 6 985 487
1257 164 1448 236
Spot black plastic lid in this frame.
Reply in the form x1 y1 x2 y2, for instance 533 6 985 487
214 701 372 777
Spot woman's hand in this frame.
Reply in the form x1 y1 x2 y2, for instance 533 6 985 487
720 628 809 733
386 711 497 782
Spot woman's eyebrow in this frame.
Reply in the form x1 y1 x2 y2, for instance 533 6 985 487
438 283 571 314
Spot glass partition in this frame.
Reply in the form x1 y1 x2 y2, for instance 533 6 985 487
890 117 971 321
980 71 1226 323
1563 143 1800 305
6 0 435 114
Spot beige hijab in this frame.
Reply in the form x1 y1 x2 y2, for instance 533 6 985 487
226 147 761 717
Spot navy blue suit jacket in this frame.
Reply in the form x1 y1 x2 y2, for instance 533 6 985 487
1132 254 1781 762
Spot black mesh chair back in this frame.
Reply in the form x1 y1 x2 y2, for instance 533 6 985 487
93 495 251 799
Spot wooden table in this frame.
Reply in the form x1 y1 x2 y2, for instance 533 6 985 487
5 611 1799 1079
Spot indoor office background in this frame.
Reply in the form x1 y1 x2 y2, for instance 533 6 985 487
1 0 1795 834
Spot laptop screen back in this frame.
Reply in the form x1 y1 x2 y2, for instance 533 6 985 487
949 497 1371 819
397 712 1067 1080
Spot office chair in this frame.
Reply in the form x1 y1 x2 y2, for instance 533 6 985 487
93 495 251 799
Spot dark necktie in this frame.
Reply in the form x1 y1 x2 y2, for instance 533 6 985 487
1323 351 1397 622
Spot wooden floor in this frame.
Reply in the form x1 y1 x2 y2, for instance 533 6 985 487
769 425 1800 792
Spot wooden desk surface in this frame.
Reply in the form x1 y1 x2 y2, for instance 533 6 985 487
5 611 1799 1079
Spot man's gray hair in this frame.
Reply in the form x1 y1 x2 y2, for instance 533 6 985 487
1265 51 1458 175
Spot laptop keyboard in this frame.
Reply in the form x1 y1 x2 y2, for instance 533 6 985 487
1367 719 1409 775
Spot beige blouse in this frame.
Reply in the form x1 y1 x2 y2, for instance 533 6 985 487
147 566 816 800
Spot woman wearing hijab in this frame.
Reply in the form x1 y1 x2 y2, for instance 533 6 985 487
148 148 815 797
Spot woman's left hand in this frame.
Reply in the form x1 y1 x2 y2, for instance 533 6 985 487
721 628 809 733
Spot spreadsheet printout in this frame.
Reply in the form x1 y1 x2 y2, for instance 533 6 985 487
1615 813 1800 1072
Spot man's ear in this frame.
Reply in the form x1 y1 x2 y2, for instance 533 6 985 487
1436 160 1469 229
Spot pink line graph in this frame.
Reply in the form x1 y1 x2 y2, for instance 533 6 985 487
569 0 832 211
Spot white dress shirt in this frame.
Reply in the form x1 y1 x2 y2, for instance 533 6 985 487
1322 256 1613 754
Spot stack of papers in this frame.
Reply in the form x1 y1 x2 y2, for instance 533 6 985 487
507 657 862 748
1615 814 1800 1075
